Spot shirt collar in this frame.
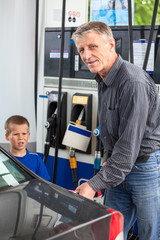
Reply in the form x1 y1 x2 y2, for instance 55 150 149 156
95 55 124 86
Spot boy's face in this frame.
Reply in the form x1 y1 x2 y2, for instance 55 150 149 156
5 123 30 151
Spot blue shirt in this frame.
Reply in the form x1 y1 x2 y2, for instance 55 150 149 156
88 55 160 192
14 149 51 181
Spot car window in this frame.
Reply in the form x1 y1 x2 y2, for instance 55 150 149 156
0 151 33 190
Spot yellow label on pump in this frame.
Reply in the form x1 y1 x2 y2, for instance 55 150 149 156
72 96 88 104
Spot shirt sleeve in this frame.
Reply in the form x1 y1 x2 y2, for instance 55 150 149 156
88 81 150 192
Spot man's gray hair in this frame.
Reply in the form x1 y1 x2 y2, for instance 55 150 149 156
72 21 114 44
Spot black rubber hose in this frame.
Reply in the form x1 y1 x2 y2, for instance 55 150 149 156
34 0 39 123
143 0 159 70
128 0 134 63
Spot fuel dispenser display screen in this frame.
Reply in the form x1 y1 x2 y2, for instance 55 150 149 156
44 28 74 78
44 26 160 83
111 25 160 83
44 27 95 79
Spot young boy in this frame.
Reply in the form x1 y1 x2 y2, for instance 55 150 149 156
4 115 51 181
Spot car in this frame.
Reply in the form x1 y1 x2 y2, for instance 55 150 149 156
0 146 124 240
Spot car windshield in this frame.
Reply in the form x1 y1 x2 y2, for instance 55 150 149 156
0 150 33 190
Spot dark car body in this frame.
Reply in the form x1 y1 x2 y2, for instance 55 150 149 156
0 146 124 240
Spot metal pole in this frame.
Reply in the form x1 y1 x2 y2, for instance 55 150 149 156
52 0 66 183
34 0 39 123
143 0 159 70
128 0 134 63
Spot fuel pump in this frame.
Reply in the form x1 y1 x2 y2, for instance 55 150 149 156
62 94 92 189
70 93 92 154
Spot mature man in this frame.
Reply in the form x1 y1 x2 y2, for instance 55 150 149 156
72 21 160 240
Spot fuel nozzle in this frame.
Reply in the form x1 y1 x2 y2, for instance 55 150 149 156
43 109 57 164
76 107 84 125
45 108 57 129
93 125 105 198
69 108 85 189
93 126 101 175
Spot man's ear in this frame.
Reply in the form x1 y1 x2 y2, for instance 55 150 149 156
109 39 115 52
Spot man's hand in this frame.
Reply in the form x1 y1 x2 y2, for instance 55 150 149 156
102 161 107 166
75 182 95 200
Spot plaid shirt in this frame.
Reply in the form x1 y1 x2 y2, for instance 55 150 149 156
88 55 160 192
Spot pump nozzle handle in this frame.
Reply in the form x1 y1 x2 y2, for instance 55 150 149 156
76 108 84 125
45 108 57 129
69 108 85 189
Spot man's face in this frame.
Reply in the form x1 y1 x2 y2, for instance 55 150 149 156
76 31 115 79
5 123 30 151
